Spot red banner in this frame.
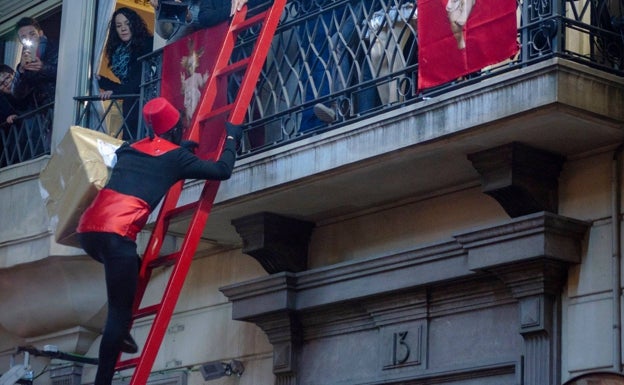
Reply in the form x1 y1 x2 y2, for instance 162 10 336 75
417 0 518 90
161 23 229 158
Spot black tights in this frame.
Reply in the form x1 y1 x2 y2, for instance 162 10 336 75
79 232 139 385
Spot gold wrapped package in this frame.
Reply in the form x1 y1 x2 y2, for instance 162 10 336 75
40 126 123 247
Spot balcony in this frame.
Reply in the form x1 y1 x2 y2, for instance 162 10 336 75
0 0 619 254
69 0 624 253
3 0 622 164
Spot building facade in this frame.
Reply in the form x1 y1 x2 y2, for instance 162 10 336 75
0 1 623 385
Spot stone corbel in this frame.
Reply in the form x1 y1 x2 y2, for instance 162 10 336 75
489 260 567 385
467 142 565 218
457 212 589 385
231 212 315 274
251 311 302 378
220 273 301 380
489 259 567 334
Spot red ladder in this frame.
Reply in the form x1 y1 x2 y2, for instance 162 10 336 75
114 2 287 385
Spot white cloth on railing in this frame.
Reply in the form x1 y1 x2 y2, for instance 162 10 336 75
367 2 418 104
367 2 418 35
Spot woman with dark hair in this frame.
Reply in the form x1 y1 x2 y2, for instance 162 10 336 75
98 7 153 140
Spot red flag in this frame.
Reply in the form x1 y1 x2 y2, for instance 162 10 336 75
417 0 518 90
161 23 228 153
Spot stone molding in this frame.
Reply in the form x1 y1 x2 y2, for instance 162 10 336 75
221 212 589 383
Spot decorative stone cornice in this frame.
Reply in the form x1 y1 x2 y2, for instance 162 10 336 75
467 142 565 218
455 211 589 272
221 272 297 320
221 212 589 382
223 212 589 320
231 212 314 273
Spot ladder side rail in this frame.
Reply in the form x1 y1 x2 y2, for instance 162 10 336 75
185 7 249 145
131 4 250 313
228 0 287 125
128 182 220 385
134 180 185 310
119 180 185 377
120 2 289 384
124 8 251 385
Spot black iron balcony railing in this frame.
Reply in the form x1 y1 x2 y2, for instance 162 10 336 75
73 95 146 142
0 103 53 168
3 0 620 170
128 0 622 157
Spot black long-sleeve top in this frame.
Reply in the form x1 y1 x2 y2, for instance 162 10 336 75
108 138 236 208
197 0 265 27
197 0 231 28
77 136 236 240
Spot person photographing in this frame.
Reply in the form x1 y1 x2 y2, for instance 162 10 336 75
13 17 58 109
77 97 242 385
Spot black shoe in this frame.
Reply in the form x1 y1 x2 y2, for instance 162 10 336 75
120 333 138 354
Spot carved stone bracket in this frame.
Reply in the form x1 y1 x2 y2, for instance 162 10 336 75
490 260 566 385
457 213 589 385
251 311 302 376
257 311 302 375
467 142 565 218
220 273 301 378
457 212 588 385
489 259 567 342
231 212 315 274
49 362 83 385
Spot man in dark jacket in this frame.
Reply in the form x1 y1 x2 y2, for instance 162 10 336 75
12 17 58 109
77 97 242 385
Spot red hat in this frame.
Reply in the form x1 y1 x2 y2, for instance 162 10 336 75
143 97 180 135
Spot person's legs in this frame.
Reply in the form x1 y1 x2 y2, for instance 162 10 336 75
79 233 139 385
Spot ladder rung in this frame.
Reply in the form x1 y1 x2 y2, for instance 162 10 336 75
164 201 200 220
133 304 161 320
198 103 234 123
116 357 140 371
214 58 251 78
148 251 181 269
230 10 269 33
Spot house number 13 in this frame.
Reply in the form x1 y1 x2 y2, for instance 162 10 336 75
392 331 410 365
